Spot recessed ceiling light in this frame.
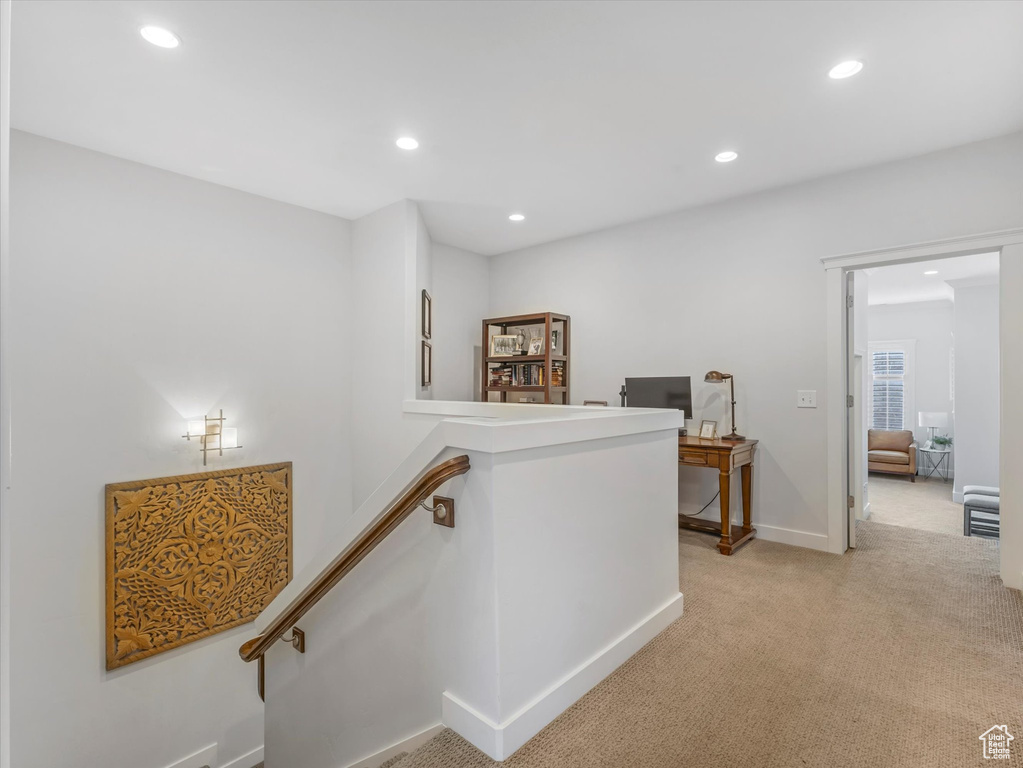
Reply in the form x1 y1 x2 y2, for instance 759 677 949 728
829 60 863 79
715 151 738 163
396 137 419 150
508 213 525 222
924 270 939 275
140 26 180 49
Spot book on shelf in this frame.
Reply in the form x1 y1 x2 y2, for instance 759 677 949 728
488 360 566 388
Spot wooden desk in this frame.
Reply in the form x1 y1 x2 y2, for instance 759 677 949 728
678 436 758 555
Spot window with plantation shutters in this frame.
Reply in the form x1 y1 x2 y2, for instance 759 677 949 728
871 350 905 430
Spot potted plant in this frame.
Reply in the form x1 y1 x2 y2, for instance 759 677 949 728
932 435 953 450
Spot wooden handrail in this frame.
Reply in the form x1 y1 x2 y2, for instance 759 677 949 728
239 454 470 664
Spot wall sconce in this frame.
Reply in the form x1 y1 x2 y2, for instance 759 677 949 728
182 409 242 465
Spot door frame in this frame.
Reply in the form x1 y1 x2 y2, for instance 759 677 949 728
822 228 1023 574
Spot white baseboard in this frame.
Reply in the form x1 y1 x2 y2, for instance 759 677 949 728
953 491 964 504
220 745 263 768
343 724 445 768
755 524 830 551
166 744 217 768
442 592 684 761
861 502 872 520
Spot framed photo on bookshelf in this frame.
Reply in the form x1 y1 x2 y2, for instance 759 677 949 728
421 289 432 339
421 341 432 387
528 336 544 355
490 334 517 357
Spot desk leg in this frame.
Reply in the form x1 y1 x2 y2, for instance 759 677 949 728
717 469 732 555
741 463 753 532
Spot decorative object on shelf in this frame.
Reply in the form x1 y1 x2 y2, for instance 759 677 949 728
704 370 745 441
699 420 718 439
490 334 518 357
182 409 242 466
421 340 432 387
482 313 570 404
421 289 432 339
105 462 292 669
918 411 949 448
551 329 560 354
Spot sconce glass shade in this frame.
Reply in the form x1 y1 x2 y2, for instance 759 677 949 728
220 427 239 449
704 370 728 383
187 419 207 438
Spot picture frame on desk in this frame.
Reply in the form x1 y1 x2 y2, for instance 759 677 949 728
699 420 717 439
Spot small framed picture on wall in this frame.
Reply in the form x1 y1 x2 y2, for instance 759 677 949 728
422 289 432 339
421 341 432 387
699 420 717 439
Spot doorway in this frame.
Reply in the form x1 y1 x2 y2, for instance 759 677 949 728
823 228 1023 589
848 254 999 541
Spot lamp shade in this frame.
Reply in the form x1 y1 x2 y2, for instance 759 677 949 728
917 411 949 429
704 370 728 383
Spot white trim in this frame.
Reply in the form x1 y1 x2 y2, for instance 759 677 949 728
342 727 444 768
862 502 871 520
442 593 684 761
0 4 12 767
825 267 848 554
754 524 830 551
821 228 1023 270
953 491 964 505
165 743 217 768
219 746 264 768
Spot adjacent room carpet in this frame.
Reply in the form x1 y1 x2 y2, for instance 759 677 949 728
380 522 1021 768
868 473 964 536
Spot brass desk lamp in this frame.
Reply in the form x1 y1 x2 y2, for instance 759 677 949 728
704 371 745 441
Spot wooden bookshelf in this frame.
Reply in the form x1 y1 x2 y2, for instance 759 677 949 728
482 313 570 404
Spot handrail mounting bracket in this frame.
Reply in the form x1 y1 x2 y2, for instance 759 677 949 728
426 496 455 528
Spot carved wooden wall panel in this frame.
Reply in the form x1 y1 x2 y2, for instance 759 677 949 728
106 462 292 669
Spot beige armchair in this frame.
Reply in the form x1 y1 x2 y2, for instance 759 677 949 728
868 429 917 482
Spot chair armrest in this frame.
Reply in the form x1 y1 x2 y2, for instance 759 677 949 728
908 443 917 473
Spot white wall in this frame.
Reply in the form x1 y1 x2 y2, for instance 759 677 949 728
265 411 682 767
350 200 437 509
487 131 1023 547
868 300 955 461
952 281 1000 498
8 132 353 768
431 244 490 402
416 208 433 400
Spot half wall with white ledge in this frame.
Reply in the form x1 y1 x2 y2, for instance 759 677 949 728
262 402 683 767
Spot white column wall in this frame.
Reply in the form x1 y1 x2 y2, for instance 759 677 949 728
951 283 1000 498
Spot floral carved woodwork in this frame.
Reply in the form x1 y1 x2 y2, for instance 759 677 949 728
105 462 292 669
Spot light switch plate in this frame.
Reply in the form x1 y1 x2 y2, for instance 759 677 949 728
797 390 817 408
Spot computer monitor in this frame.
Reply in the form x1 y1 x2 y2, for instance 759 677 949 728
624 376 693 419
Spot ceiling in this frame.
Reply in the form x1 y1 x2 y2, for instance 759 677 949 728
865 252 1000 306
11 1 1023 255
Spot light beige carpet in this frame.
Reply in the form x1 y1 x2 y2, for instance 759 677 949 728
868 473 963 537
381 522 1021 768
